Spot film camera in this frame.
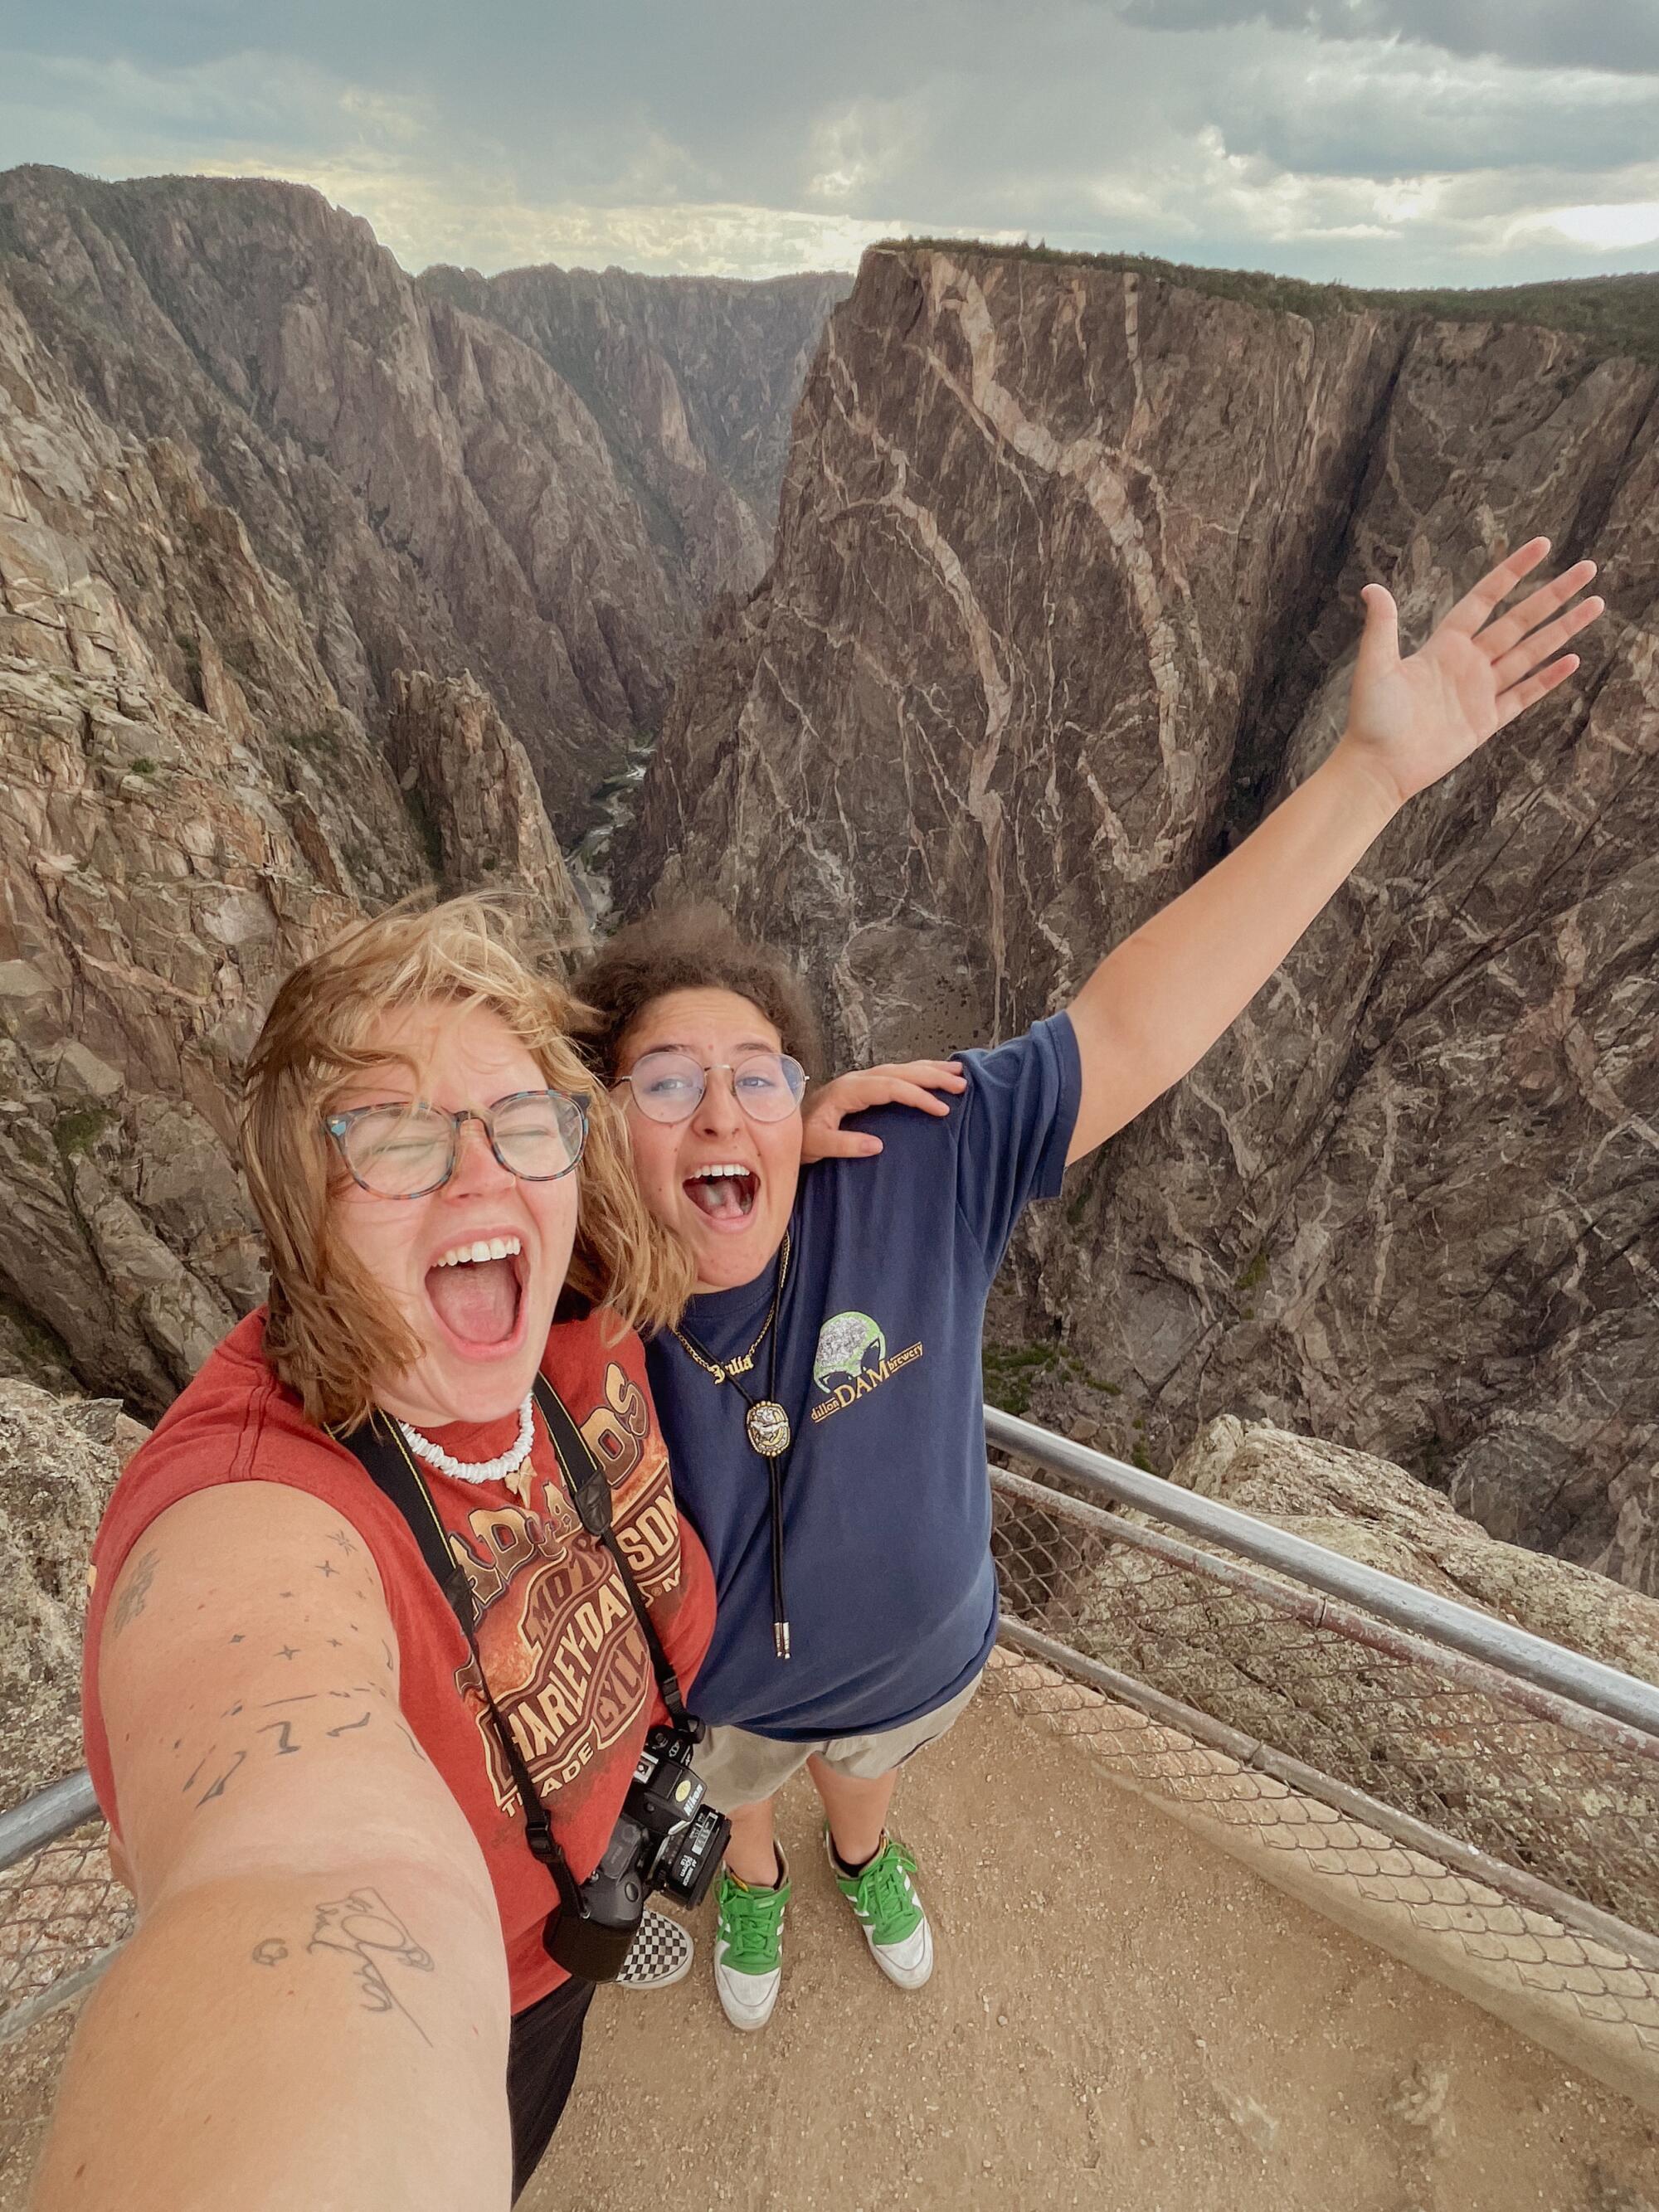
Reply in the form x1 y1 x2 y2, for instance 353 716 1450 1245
545 1725 730 1981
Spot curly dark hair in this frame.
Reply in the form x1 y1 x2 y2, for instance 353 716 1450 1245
572 903 825 1082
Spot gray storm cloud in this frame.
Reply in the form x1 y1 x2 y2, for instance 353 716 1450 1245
1 0 1656 281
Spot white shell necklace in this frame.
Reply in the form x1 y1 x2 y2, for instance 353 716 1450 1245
398 1394 535 1485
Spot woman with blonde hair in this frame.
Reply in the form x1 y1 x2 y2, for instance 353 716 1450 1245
36 895 717 2211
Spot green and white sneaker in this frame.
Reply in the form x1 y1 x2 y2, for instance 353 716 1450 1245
712 1851 791 2031
827 1826 934 1990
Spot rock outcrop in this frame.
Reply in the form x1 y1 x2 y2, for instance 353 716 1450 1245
0 1380 134 1801
0 221 586 1407
623 242 1659 1590
387 671 592 960
0 169 843 834
421 263 852 607
1020 1416 1659 1932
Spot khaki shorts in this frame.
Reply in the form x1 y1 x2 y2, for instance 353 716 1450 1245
690 1670 983 1811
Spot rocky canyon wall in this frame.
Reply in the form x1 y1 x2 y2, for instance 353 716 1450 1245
0 168 842 834
0 235 586 1407
420 262 851 607
622 245 1659 1592
0 166 842 1410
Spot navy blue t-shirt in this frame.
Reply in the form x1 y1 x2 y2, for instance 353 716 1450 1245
646 1012 1082 1741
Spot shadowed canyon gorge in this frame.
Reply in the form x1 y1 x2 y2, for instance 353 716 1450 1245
0 172 1655 1599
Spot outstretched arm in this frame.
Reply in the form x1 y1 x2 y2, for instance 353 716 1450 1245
1065 540 1603 1163
34 1483 511 2212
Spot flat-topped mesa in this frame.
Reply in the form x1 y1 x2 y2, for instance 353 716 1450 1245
623 239 1659 1589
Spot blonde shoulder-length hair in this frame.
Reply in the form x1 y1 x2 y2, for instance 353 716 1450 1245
241 893 694 1431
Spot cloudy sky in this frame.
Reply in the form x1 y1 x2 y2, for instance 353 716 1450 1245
3 2 1657 286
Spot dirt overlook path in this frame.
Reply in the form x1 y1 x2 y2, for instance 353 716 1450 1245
541 1688 1659 2212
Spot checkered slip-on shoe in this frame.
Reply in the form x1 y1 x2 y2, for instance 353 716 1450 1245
615 1907 695 1991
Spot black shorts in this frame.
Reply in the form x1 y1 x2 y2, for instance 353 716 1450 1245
507 1972 595 2200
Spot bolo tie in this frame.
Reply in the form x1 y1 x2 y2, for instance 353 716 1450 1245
669 1229 796 1659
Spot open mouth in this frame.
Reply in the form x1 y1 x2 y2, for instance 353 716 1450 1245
684 1162 759 1223
424 1233 529 1351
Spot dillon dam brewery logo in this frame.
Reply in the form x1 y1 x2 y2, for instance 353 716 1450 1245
810 1309 923 1424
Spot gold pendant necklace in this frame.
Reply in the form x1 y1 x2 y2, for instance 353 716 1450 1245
671 1231 793 1458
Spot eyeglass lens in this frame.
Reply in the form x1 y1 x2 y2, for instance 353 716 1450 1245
626 1049 804 1125
336 1091 586 1196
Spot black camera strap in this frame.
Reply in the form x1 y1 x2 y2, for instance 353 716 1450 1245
528 1376 692 1735
336 1372 693 1918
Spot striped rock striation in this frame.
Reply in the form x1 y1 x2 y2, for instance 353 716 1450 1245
621 243 1659 1589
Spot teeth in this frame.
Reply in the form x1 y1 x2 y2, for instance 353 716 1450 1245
435 1235 523 1268
693 1164 752 1181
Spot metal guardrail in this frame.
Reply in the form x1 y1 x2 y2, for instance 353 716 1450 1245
986 1414 1659 1957
4 1413 1659 2054
0 1773 97 1877
986 1409 1659 1738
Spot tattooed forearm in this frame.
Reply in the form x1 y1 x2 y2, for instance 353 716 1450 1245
245 1889 434 2043
109 1549 158 1636
307 1889 434 2042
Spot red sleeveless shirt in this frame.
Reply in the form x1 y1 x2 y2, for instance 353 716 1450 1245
82 1309 715 2011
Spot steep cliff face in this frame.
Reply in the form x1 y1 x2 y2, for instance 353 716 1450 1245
0 1381 140 1800
421 264 851 606
387 671 592 959
0 242 583 1407
0 170 840 834
623 245 1659 1590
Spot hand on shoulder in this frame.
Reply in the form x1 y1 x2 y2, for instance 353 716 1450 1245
800 1060 966 1163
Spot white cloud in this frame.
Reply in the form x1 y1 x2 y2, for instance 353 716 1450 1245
805 98 919 206
2 7 1657 286
1545 201 1659 252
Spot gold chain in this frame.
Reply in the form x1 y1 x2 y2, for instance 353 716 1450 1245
670 1229 791 1385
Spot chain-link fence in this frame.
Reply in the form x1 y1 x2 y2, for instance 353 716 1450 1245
987 1456 1659 1955
0 1820 130 2048
976 1646 1659 2112
982 1418 1659 2115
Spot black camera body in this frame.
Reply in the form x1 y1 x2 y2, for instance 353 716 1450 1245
545 1726 730 1982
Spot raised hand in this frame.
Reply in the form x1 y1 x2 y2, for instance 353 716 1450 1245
1338 538 1603 809
801 1059 966 1162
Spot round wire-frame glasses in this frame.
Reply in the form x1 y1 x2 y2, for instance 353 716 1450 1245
324 1089 590 1199
615 1048 805 1125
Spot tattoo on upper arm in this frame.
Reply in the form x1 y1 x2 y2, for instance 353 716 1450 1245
110 1550 158 1636
176 1679 406 1809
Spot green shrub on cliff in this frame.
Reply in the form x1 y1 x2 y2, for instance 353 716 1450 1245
890 239 1659 363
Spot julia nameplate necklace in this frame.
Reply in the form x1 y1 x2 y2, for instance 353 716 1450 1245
670 1228 793 1460
670 1228 795 1657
